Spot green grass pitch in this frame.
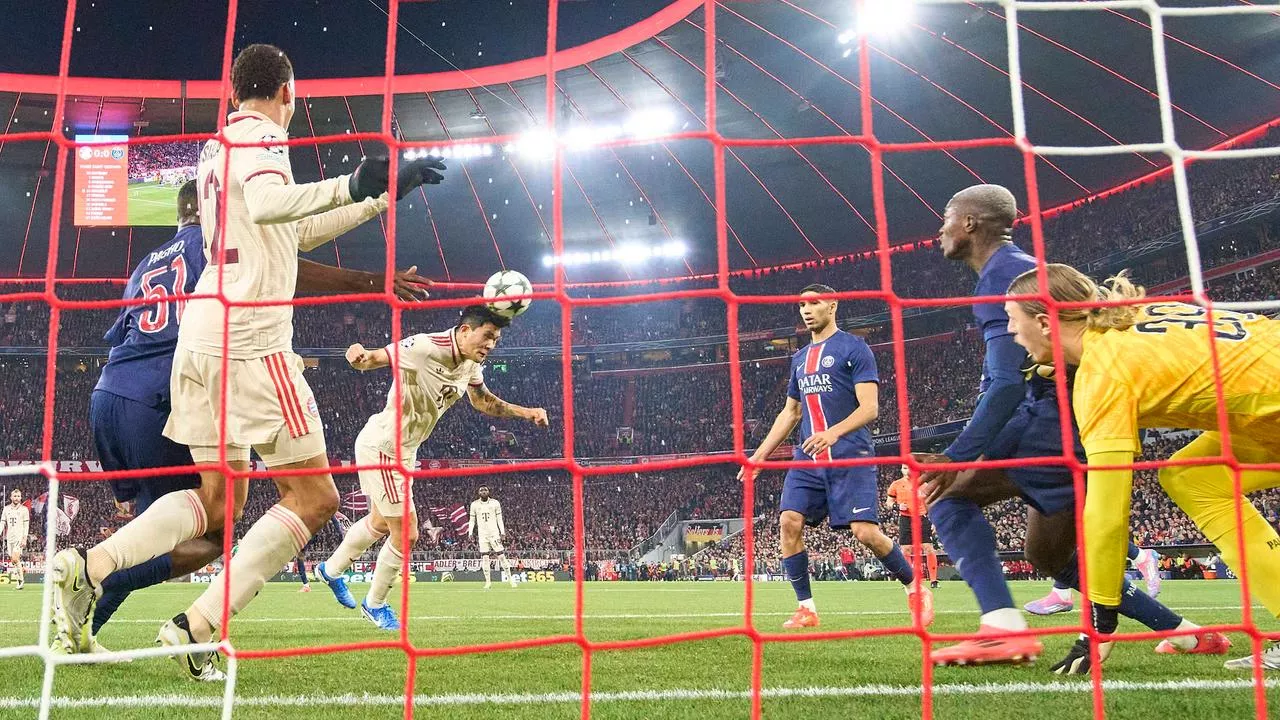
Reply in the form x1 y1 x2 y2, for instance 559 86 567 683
127 182 182 226
0 579 1274 720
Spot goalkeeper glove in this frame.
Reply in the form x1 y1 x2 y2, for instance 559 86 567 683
349 155 447 202
1051 604 1119 675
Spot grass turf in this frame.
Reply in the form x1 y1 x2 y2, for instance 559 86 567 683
127 182 182 226
0 579 1274 720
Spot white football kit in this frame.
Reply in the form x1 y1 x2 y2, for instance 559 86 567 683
2 503 30 554
163 109 387 467
356 329 485 517
469 498 505 553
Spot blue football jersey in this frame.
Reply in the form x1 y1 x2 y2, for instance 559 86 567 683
786 330 879 461
972 244 1036 394
95 225 206 407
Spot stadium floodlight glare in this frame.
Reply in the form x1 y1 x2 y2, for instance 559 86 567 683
542 239 687 267
839 0 913 40
406 143 492 161
623 107 677 139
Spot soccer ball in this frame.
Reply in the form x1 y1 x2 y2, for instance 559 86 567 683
483 270 533 319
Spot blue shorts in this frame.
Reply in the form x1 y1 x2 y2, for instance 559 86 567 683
90 389 200 514
780 465 879 529
985 395 1083 517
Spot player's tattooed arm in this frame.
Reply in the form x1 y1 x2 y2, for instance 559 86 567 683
467 384 550 426
346 343 390 371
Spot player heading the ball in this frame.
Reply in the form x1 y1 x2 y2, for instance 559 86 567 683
316 305 548 630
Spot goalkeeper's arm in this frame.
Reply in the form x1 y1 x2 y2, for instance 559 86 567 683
738 397 802 480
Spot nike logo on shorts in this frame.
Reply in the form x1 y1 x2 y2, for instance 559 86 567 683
852 506 871 514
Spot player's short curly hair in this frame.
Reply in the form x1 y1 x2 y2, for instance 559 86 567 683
177 179 198 222
231 44 293 104
459 305 511 330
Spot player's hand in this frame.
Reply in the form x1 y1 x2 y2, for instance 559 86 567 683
801 430 840 457
393 265 433 301
525 407 549 427
736 454 765 482
348 155 447 202
346 343 370 368
914 453 957 505
394 155 447 197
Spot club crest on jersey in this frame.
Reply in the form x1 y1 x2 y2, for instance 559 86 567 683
306 397 320 419
821 355 835 368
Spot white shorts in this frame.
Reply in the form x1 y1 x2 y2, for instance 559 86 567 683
356 439 416 518
6 535 26 555
164 348 326 467
479 536 504 554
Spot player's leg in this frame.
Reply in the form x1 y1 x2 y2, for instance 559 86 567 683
75 379 247 588
493 540 517 588
838 467 933 626
183 453 337 642
930 469 1022 623
481 548 493 588
362 508 417 631
296 554 311 591
9 545 22 589
319 510 388 609
930 468 1042 665
53 391 248 654
779 468 822 628
361 468 415 629
1126 542 1162 598
1160 433 1280 622
90 400 214 638
920 540 939 589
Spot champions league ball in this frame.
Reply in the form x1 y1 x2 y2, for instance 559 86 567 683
483 270 533 319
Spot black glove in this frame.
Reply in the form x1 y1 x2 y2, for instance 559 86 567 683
348 155 447 202
1051 605 1119 675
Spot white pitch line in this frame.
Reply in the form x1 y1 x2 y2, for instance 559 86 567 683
0 605 1258 625
0 678 1275 710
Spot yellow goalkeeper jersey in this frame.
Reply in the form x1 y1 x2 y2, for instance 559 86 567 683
1073 301 1280 605
1074 301 1280 456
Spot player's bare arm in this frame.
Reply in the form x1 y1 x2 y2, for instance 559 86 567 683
297 260 432 301
466 383 548 425
346 343 390 371
738 397 803 481
802 381 878 456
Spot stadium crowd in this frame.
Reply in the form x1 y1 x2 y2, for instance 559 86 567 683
2 124 1280 575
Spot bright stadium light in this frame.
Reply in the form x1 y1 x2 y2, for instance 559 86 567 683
623 107 676 139
857 0 913 37
542 239 687 268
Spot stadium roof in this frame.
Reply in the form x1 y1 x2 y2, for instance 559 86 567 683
0 0 1277 281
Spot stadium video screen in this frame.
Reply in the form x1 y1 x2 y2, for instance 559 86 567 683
73 134 200 227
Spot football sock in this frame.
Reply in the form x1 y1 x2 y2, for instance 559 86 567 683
482 554 492 584
92 553 173 634
295 555 309 584
1053 553 1181 631
878 543 915 586
366 542 403 608
498 554 512 578
191 504 310 631
1051 585 1073 603
1052 578 1071 591
322 516 387 576
1128 543 1142 562
782 550 813 605
931 497 1014 613
90 489 206 584
926 549 938 582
